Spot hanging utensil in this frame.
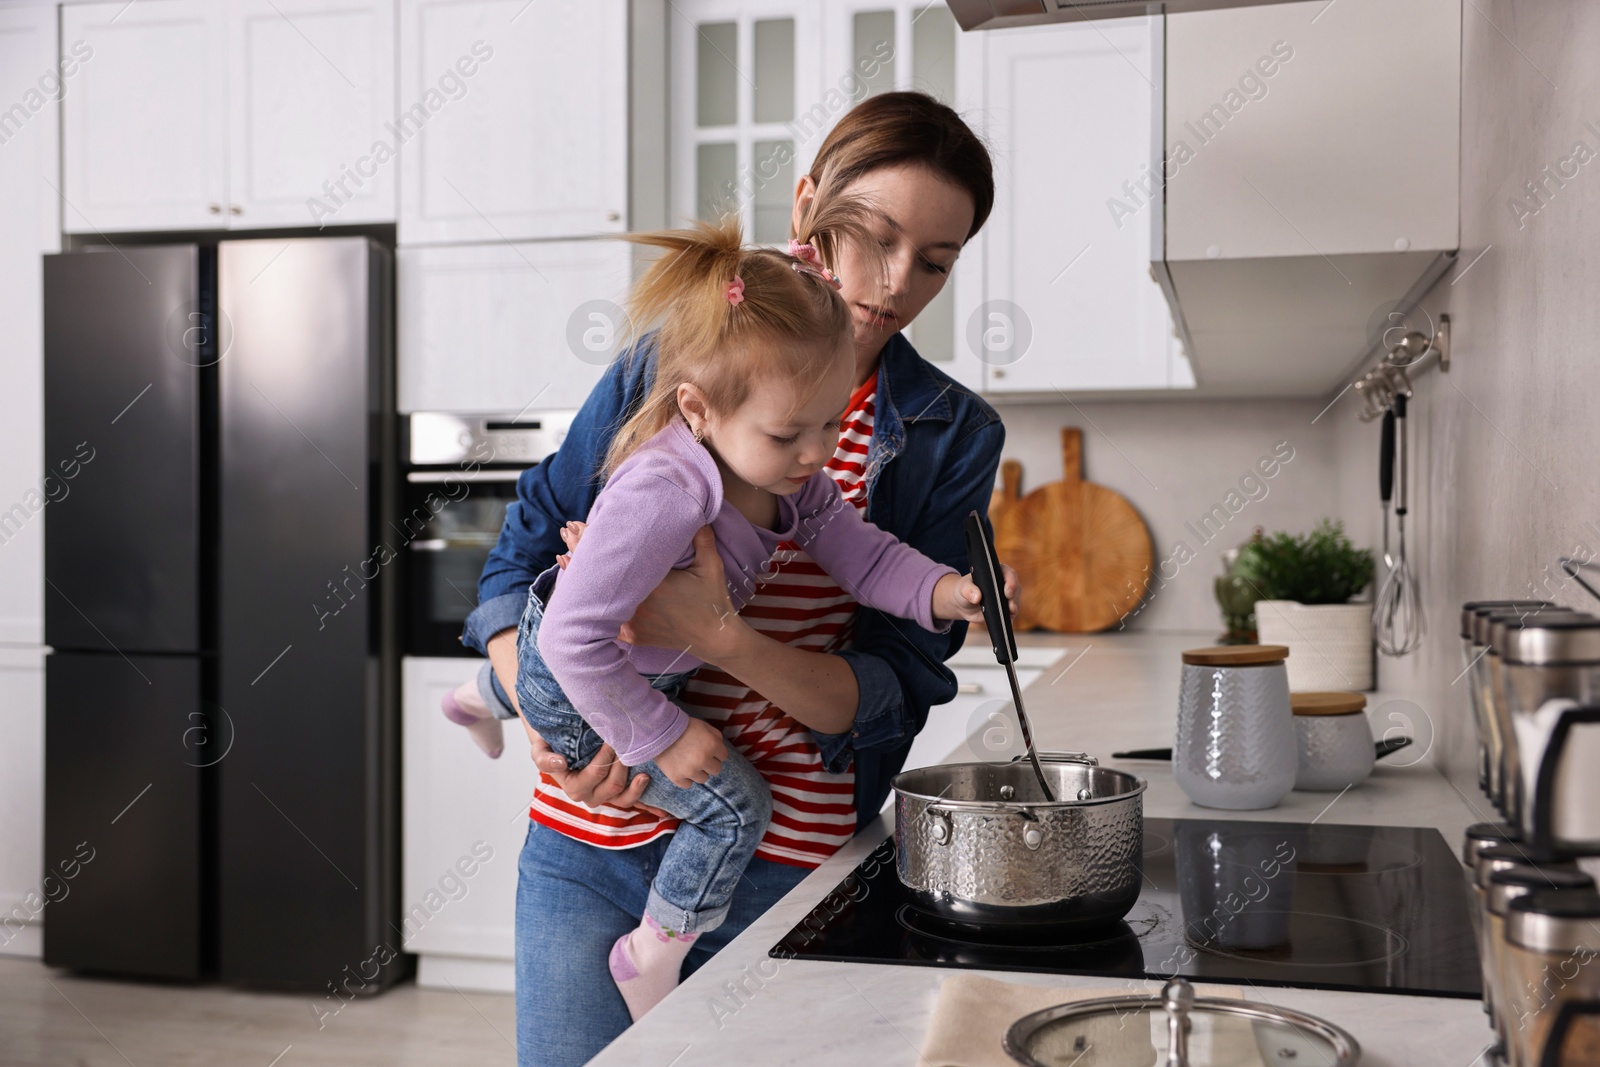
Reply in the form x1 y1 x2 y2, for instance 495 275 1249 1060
964 510 1054 801
1374 394 1423 655
1379 406 1395 570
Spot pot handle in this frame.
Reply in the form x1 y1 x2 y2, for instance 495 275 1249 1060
1013 751 1099 767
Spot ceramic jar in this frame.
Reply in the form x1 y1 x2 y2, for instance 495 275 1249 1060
1291 691 1374 792
1174 645 1296 810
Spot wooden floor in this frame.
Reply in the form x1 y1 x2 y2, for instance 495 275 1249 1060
0 957 517 1066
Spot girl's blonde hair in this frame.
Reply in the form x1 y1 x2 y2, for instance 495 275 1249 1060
601 195 884 478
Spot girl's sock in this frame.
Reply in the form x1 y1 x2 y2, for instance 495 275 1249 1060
609 913 698 1020
440 681 504 759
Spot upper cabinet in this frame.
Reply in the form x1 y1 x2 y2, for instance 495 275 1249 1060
61 1 228 232
961 18 1189 394
1155 0 1460 396
61 0 396 232
398 0 628 244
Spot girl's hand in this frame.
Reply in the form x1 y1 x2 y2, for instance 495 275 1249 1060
936 572 987 624
654 717 728 788
554 520 587 570
934 570 1021 624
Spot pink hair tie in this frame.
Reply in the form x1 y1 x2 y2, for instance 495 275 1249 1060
724 275 745 306
786 239 843 290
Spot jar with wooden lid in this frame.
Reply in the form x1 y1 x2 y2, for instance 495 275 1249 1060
1503 889 1600 1067
1290 691 1373 791
1174 645 1295 810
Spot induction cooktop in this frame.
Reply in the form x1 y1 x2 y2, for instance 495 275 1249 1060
772 817 1481 998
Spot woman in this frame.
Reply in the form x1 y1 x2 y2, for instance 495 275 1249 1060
461 91 1007 1067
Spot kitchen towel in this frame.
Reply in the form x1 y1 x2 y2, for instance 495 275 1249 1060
920 972 1263 1067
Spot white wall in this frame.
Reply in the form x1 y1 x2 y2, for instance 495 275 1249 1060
990 397 1340 634
1329 0 1600 800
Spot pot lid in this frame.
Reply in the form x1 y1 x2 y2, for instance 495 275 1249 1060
1004 978 1359 1067
1291 691 1367 716
1182 645 1288 667
1495 614 1600 665
1507 888 1600 953
1460 600 1553 640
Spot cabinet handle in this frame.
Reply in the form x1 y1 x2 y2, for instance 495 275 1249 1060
606 210 621 222
992 369 1006 379
208 204 222 214
229 205 243 215
956 682 982 694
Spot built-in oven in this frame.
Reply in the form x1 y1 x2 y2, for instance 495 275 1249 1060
399 411 574 657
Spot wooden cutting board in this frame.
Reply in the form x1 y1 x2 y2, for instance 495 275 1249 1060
991 428 1153 633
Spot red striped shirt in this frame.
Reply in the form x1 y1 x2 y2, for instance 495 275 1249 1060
528 376 879 866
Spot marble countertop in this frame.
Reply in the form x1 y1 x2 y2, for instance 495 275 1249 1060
591 631 1494 1067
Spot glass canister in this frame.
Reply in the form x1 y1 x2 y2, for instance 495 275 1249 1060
1463 602 1551 796
1473 845 1579 1028
1464 821 1522 869
1483 610 1594 824
1503 889 1600 1067
1496 616 1600 857
1290 691 1373 791
1485 866 1595 1062
1175 645 1295 810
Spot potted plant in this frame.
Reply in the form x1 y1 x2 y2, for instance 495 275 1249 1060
1232 520 1377 690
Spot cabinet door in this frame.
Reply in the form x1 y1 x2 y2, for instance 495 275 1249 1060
0 3 59 646
61 0 228 233
398 0 627 244
397 240 632 413
0 647 44 951
972 20 1178 393
227 0 398 227
401 657 532 961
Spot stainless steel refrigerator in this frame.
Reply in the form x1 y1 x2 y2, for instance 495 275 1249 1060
42 238 401 991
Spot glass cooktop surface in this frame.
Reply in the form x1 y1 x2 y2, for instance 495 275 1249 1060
772 817 1480 998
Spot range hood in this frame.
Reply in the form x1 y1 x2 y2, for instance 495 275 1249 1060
947 0 1308 31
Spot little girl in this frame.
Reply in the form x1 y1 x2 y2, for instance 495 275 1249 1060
457 204 993 1020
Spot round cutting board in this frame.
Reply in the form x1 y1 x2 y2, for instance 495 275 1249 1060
993 428 1153 633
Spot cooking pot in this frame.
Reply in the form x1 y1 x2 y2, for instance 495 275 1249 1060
892 752 1146 932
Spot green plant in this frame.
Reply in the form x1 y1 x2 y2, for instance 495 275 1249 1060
1231 520 1374 605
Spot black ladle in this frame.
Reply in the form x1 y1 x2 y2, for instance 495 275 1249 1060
964 510 1054 802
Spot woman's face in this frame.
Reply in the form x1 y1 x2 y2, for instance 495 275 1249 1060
792 162 976 368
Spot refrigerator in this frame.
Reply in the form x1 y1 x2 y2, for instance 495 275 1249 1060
42 238 402 991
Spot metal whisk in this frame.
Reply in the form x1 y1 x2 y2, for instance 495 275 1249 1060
1375 393 1423 655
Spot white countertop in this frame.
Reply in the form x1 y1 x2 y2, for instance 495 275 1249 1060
591 631 1494 1066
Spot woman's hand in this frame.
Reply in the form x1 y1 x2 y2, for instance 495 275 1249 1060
560 521 747 662
523 728 670 817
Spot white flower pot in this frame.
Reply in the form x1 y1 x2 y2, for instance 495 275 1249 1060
1253 601 1374 691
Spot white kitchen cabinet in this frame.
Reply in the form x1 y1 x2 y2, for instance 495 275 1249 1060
0 647 45 956
964 19 1183 394
63 0 397 233
897 646 1060 776
402 657 532 990
61 0 228 233
0 1 59 646
227 0 397 228
397 240 633 413
398 0 628 244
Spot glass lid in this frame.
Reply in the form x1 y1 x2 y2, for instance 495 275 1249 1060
1004 979 1360 1067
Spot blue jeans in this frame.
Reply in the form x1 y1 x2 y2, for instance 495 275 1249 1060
515 820 810 1067
514 586 773 936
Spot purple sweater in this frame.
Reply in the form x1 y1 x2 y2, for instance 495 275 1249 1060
534 419 957 766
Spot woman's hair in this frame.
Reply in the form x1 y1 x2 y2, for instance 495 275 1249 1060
601 195 883 478
807 91 994 243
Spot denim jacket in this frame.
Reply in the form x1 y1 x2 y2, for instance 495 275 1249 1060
463 331 1004 830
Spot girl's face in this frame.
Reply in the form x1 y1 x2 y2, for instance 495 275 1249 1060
681 334 855 496
792 163 976 371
